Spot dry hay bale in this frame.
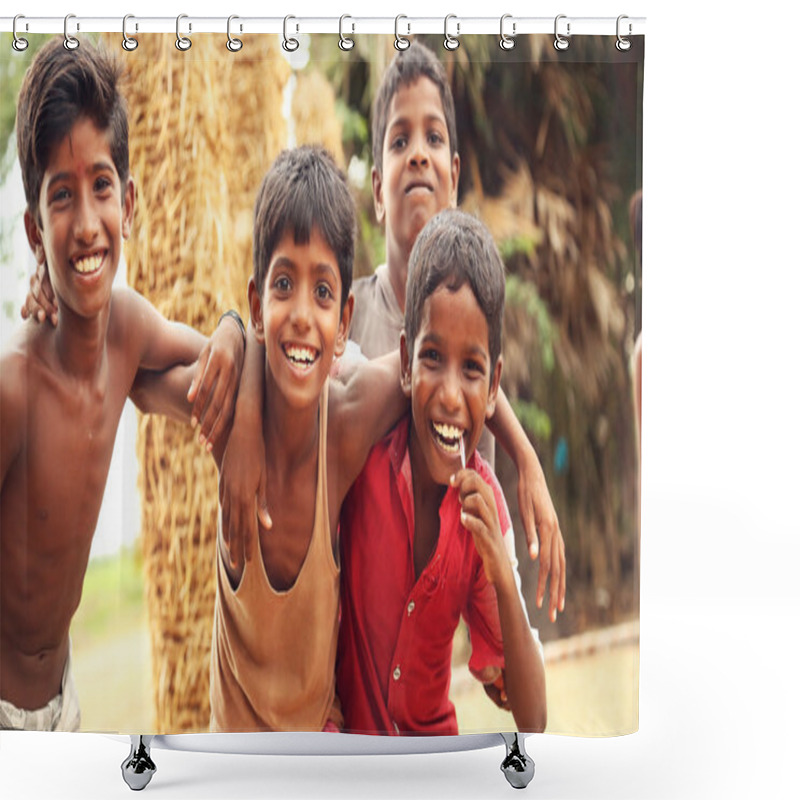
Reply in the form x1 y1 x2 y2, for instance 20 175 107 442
108 32 290 732
292 70 345 167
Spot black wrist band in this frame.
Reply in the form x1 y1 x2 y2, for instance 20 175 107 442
219 309 246 342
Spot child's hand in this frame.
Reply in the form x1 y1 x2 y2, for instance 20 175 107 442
451 468 512 588
186 316 245 451
483 672 510 710
517 452 566 623
218 404 271 572
20 262 58 326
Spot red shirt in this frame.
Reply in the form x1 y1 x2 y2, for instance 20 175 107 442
337 415 513 735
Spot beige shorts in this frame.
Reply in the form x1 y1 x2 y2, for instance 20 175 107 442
0 644 81 732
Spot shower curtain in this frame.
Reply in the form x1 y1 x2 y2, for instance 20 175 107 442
0 22 643 740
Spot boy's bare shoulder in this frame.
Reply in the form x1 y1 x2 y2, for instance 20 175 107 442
105 286 160 357
0 329 41 467
107 285 147 332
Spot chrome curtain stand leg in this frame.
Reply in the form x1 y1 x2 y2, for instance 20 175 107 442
499 732 535 789
121 735 156 791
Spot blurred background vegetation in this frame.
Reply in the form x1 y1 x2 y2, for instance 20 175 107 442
301 33 644 640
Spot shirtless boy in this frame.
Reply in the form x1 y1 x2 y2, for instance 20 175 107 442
0 39 242 731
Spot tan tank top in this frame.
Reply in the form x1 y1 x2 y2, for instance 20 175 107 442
209 381 341 732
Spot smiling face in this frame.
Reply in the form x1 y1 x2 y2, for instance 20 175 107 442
250 226 352 410
402 282 502 488
24 116 133 320
372 77 460 270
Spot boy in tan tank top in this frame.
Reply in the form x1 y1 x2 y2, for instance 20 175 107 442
205 147 409 731
210 144 549 732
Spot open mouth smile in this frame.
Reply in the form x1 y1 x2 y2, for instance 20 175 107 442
71 251 105 275
283 343 320 371
431 420 466 455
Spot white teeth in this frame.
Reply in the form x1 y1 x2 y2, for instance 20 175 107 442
285 345 317 366
432 422 464 452
73 254 102 274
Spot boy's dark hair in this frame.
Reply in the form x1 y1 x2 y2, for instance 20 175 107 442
253 146 355 315
405 209 505 369
16 37 130 225
371 40 458 178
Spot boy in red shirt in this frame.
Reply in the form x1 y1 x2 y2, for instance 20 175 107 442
337 210 546 735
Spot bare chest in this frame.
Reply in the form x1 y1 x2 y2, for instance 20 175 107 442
5 376 128 554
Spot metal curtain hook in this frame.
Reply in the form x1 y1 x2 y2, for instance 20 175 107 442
282 15 299 52
394 15 410 51
499 14 516 51
616 15 632 51
64 13 79 51
227 15 243 52
122 14 139 51
12 15 29 51
339 15 355 51
443 14 460 51
554 14 570 51
176 14 192 51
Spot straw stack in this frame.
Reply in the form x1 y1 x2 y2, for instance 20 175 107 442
292 70 345 167
109 33 289 731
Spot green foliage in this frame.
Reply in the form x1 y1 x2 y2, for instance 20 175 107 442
499 235 537 261
0 35 49 185
336 99 370 162
511 398 552 441
505 274 556 372
71 546 145 642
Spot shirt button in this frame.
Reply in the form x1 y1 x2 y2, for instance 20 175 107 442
393 666 401 681
407 600 415 615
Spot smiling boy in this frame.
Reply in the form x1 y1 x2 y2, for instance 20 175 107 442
343 42 565 618
338 210 546 735
0 38 242 731
208 147 411 732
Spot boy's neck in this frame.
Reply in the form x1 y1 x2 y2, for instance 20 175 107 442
48 306 111 383
385 249 410 314
262 373 321 471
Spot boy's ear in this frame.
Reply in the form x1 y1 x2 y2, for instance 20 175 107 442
121 177 135 241
23 209 45 265
335 292 355 358
449 151 461 209
399 331 412 399
485 355 503 420
247 276 265 345
371 165 386 225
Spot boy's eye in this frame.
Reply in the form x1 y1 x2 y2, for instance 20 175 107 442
94 175 113 193
464 359 486 377
273 276 291 292
428 131 445 146
419 348 441 363
50 187 70 205
315 283 334 302
390 135 408 151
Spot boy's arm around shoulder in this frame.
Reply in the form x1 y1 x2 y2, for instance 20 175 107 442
488 387 566 622
117 288 245 447
331 349 407 485
112 287 206 372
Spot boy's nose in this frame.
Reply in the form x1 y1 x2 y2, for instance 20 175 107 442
73 195 100 243
438 367 462 411
408 135 429 168
290 298 312 332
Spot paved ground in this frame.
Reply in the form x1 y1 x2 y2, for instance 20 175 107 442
72 617 638 736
